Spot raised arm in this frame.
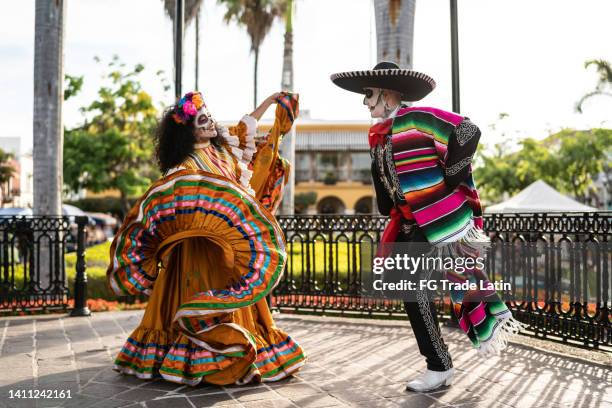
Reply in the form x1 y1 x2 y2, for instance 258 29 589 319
250 92 282 121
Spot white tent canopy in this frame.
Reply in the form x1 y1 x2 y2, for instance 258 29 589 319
485 180 598 213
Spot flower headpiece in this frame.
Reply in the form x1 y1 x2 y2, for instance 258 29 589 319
172 91 206 125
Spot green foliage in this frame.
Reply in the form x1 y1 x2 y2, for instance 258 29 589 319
0 148 15 185
64 74 83 101
65 241 113 299
219 0 286 51
553 129 612 200
63 56 162 212
65 196 136 218
295 191 317 213
475 128 612 203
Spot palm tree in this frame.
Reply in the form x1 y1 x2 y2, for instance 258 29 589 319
218 0 286 108
33 0 66 290
280 0 293 91
374 0 416 68
576 59 612 113
279 0 294 214
163 0 204 91
33 0 65 217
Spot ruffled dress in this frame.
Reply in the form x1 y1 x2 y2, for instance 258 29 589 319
107 95 305 385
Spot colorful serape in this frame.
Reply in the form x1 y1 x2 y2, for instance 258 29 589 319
369 106 524 354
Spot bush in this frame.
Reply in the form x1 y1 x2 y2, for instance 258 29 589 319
65 197 136 218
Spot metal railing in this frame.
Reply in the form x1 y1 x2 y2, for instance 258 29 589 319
274 213 611 349
0 215 89 315
0 213 609 349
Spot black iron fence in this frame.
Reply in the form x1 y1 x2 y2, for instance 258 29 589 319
0 215 89 315
274 213 611 350
0 213 609 349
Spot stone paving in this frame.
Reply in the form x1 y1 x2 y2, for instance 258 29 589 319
0 311 610 408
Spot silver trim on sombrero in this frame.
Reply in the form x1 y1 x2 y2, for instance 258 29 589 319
330 69 436 89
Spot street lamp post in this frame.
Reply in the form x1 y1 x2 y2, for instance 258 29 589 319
450 0 460 113
174 0 185 100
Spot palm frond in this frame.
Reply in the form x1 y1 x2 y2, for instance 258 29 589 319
584 59 612 85
162 0 204 26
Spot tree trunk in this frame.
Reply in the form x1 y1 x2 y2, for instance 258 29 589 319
253 47 259 109
120 190 131 218
195 11 200 90
374 0 416 68
33 0 66 290
279 0 295 215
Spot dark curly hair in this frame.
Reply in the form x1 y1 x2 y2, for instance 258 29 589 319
155 109 196 173
155 106 226 172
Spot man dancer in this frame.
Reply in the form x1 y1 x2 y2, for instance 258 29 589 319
331 61 487 392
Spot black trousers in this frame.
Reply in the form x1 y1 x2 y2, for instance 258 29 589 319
399 224 453 372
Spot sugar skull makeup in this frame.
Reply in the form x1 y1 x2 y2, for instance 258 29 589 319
363 87 387 118
363 87 400 119
194 105 218 140
194 105 215 130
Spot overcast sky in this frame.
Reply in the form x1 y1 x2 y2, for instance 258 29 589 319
1 0 611 154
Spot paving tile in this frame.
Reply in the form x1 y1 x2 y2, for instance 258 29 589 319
80 383 132 399
289 394 347 408
350 400 400 408
230 388 279 402
58 392 105 408
0 311 609 408
267 377 305 387
329 387 383 403
361 383 407 398
145 396 195 408
114 388 168 402
188 393 240 407
388 393 448 408
243 398 296 408
139 379 187 392
81 398 134 408
316 381 353 392
274 384 322 399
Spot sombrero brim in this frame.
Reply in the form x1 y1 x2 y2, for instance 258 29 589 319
330 69 436 102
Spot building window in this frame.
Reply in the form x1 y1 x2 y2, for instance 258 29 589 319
350 152 371 184
314 152 349 184
354 196 374 214
317 196 346 214
295 153 312 182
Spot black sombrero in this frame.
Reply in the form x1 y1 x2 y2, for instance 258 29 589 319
330 61 436 102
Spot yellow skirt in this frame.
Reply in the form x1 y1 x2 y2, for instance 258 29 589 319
107 170 305 385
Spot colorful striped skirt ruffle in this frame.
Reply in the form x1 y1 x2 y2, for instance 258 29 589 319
107 169 306 385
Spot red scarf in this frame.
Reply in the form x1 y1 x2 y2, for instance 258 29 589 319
369 119 414 257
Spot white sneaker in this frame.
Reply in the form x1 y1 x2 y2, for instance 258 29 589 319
405 368 455 392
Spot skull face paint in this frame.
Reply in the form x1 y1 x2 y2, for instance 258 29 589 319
364 87 397 119
194 105 218 140
363 87 384 118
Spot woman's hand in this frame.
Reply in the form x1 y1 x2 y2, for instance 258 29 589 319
265 92 283 104
250 91 286 120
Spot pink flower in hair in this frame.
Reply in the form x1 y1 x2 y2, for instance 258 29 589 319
182 100 197 116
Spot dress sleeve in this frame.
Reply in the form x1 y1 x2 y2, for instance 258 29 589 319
250 94 298 203
226 114 258 164
443 118 481 190
371 161 394 216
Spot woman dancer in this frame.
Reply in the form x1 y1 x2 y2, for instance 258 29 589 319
107 91 305 386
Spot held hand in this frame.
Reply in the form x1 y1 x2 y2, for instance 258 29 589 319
266 92 283 104
251 92 287 120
